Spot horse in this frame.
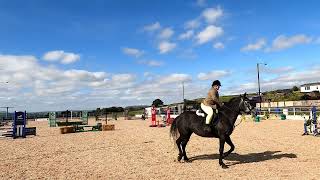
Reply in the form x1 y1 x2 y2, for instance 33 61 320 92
170 93 254 168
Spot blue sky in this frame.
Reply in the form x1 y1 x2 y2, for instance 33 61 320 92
0 0 320 112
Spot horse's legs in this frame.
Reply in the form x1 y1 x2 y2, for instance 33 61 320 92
176 136 183 161
181 134 191 162
219 137 228 169
222 135 235 158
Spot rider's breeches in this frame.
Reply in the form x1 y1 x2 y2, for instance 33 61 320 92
201 103 213 124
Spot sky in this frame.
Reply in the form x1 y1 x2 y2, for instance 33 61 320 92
0 0 320 112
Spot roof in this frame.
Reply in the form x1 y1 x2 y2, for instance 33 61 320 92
300 82 320 87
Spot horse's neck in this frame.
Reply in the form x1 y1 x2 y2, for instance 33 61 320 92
221 100 241 125
221 109 239 125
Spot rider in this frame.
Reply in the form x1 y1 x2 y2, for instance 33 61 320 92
201 80 224 131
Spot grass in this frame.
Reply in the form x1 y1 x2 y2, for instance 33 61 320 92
128 109 144 116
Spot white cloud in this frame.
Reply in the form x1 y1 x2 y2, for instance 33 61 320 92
138 60 164 67
185 19 201 29
128 73 207 104
197 70 230 80
262 66 294 74
196 0 207 7
213 42 224 49
64 70 107 81
0 54 201 111
43 50 80 64
1 54 210 110
196 25 223 44
158 73 192 84
122 47 144 58
226 66 320 95
202 6 223 24
267 34 312 51
241 38 266 51
158 27 174 39
179 30 194 40
111 74 136 83
178 49 197 59
143 72 153 77
0 54 138 111
143 22 161 32
158 41 177 54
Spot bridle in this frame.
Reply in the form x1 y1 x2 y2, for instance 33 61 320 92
222 97 252 114
239 98 253 115
222 97 253 128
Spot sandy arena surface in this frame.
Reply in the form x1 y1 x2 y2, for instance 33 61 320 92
1 117 320 180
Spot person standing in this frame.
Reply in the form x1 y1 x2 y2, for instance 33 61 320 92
312 106 318 136
166 106 171 125
151 105 157 126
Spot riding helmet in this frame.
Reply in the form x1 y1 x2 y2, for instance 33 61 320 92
212 80 221 87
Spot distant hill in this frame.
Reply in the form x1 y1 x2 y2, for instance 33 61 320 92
262 88 320 102
168 87 320 108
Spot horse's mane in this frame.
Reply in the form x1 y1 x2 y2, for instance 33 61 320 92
219 96 242 115
223 96 241 107
216 96 242 124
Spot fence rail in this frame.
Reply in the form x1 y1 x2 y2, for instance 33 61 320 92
258 106 319 117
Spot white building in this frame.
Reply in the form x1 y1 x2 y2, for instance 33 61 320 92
144 104 184 118
300 82 320 93
144 107 160 118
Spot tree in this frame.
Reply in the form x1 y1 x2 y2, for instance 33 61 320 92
152 99 164 107
292 86 299 91
95 108 101 120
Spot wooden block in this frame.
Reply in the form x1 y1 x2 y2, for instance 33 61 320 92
102 124 115 131
60 126 75 134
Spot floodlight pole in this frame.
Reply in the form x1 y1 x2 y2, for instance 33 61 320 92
1 81 12 119
257 63 261 111
182 81 185 102
257 63 267 114
182 81 185 112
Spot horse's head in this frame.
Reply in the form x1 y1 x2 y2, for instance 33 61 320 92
239 93 254 115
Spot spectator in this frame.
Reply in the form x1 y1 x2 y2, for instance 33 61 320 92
311 106 318 136
302 116 311 136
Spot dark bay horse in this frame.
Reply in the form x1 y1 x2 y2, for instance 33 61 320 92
170 94 253 168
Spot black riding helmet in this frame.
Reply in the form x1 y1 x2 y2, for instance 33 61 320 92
212 80 221 87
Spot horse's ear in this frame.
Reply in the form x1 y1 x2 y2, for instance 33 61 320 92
244 92 247 97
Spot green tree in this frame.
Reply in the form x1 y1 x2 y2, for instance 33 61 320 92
95 108 101 120
292 86 299 91
152 99 164 107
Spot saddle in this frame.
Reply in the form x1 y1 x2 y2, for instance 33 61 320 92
196 107 219 126
196 107 206 117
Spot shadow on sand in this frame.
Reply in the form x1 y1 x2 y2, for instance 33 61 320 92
189 151 297 166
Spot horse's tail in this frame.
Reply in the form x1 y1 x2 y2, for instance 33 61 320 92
170 116 179 140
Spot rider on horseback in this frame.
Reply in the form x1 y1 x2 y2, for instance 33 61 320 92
201 80 224 131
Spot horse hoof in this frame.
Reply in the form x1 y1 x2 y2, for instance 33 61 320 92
221 164 228 169
177 156 183 162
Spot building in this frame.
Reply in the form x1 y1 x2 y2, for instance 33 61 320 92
257 99 320 120
144 104 184 118
300 82 320 93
